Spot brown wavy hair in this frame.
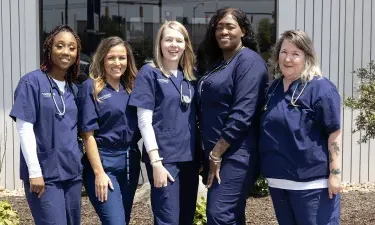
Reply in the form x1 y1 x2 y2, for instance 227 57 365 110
153 21 196 81
40 25 81 84
89 36 138 100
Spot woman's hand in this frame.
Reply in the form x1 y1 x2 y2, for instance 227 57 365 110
152 161 175 188
206 159 221 188
206 138 228 188
328 173 344 199
29 177 45 198
95 172 114 202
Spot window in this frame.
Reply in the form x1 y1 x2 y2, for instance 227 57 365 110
41 0 276 72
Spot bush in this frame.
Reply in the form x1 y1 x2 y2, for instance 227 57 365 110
344 60 375 143
0 201 20 225
0 126 20 224
193 197 207 225
250 176 269 197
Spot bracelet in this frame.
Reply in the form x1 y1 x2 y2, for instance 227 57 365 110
150 157 163 166
209 151 221 160
209 151 222 164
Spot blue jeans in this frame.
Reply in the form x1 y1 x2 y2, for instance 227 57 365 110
269 187 341 225
24 175 82 225
83 147 141 225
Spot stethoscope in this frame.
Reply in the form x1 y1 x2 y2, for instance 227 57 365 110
46 73 66 116
262 78 308 111
169 73 192 107
180 81 192 105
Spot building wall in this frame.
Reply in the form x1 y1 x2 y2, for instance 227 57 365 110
278 0 375 183
0 0 373 189
0 0 39 189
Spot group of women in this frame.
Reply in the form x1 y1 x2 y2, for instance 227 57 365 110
10 6 344 225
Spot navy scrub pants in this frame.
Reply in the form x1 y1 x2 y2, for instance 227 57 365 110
24 175 82 225
145 161 199 225
205 153 257 225
269 187 341 225
83 147 141 225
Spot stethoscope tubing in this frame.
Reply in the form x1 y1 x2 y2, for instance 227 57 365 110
46 74 66 116
263 78 308 111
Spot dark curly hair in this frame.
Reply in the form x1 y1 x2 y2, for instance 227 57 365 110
40 25 81 84
196 7 259 75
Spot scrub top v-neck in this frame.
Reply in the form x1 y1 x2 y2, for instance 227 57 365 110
10 69 82 181
77 78 140 149
259 76 341 182
129 64 196 163
197 48 269 158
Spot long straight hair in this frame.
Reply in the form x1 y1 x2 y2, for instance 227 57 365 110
153 21 196 81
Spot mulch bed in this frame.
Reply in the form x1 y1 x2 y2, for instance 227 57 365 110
1 191 374 224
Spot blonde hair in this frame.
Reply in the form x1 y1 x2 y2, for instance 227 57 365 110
89 36 138 101
269 29 322 82
153 21 196 81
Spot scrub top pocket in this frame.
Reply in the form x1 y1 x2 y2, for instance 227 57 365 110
37 148 58 180
286 107 315 149
297 147 328 180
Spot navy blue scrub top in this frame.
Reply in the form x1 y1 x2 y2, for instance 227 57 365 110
259 76 341 182
129 64 196 163
9 69 82 181
197 48 269 158
77 78 140 149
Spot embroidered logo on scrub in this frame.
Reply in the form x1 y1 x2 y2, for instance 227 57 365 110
41 93 55 97
98 93 112 101
157 78 169 84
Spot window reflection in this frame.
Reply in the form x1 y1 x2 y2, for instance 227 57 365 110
41 0 276 72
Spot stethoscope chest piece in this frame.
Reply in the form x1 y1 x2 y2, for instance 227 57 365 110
181 95 192 104
179 80 192 107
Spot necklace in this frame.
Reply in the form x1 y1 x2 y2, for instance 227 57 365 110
262 79 281 111
198 46 245 98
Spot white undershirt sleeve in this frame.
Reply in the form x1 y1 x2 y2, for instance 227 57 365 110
16 118 42 178
137 107 159 152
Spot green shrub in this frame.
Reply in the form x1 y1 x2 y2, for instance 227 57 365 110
344 60 375 143
0 201 20 225
193 197 207 225
250 176 269 197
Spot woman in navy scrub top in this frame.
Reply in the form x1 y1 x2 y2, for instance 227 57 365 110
259 30 344 225
196 7 269 225
129 21 199 225
9 25 83 225
77 37 140 225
